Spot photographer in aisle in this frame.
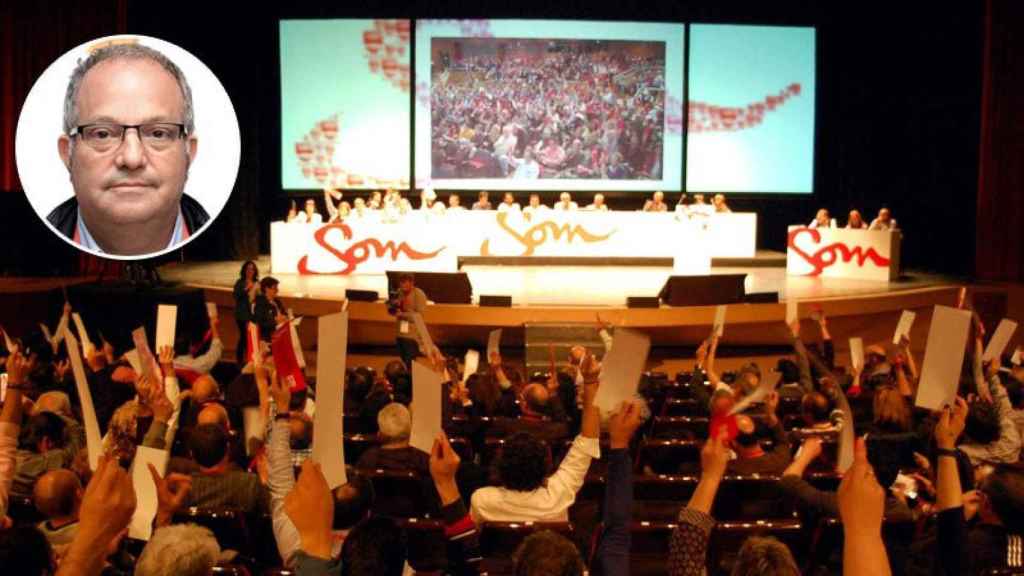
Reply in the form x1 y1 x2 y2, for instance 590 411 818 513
388 273 427 370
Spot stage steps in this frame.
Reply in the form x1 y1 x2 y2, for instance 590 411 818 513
522 322 609 375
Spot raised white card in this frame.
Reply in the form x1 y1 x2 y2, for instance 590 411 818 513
786 300 798 325
248 322 262 367
128 446 170 541
241 406 266 457
1012 347 1022 366
487 329 502 361
915 306 973 411
124 349 142 374
411 313 436 357
71 313 95 356
155 305 178 352
206 302 218 319
410 360 444 454
313 311 348 489
0 373 7 403
1 326 16 353
53 313 68 347
39 323 53 346
62 327 102 471
132 327 162 385
594 328 651 413
892 310 917 345
462 350 480 383
849 337 864 373
714 306 727 338
287 309 306 369
983 319 1019 363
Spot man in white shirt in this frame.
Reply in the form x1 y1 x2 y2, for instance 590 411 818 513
497 192 521 213
868 207 899 231
447 194 466 211
584 193 609 211
511 148 541 180
470 369 600 522
553 192 578 212
688 193 714 217
522 194 549 219
292 199 323 224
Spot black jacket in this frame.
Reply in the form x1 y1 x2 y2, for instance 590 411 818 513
46 194 210 244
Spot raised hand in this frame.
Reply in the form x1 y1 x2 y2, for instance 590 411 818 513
700 434 729 480
838 437 887 543
148 381 174 424
695 339 709 367
147 463 192 527
608 400 643 449
284 461 334 560
5 350 32 386
934 396 968 450
800 436 824 462
429 432 461 505
158 345 174 378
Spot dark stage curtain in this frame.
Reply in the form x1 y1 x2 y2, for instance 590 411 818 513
975 0 1024 282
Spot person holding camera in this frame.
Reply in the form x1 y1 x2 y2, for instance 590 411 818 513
390 273 427 370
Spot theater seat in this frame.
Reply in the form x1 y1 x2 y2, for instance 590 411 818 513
172 507 249 555
660 397 705 417
479 521 575 574
637 438 702 475
651 416 709 440
396 517 448 572
707 518 805 574
364 468 440 518
343 433 378 464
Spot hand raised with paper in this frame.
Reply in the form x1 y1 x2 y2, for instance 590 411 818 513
284 460 334 560
700 435 729 480
269 367 291 412
158 345 174 378
838 437 885 534
77 456 137 549
608 400 643 449
934 396 968 450
800 436 824 462
429 432 461 506
5 349 32 386
147 462 192 527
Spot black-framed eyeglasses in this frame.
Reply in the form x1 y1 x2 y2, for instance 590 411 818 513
69 122 188 153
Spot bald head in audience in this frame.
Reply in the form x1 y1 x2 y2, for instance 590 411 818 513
191 374 220 404
32 391 72 418
33 469 83 523
196 402 230 430
521 383 550 417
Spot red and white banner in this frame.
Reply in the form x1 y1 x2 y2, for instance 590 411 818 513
786 226 901 281
272 323 307 393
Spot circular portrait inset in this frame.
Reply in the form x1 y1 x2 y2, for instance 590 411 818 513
16 34 241 259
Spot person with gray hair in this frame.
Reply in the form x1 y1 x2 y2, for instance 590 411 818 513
355 402 429 474
134 523 221 576
32 391 73 419
48 42 209 256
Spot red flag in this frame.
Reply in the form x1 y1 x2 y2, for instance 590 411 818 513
272 324 307 393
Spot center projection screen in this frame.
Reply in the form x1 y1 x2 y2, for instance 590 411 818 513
415 20 685 192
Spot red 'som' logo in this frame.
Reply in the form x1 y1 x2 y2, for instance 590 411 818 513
787 227 890 276
297 222 444 275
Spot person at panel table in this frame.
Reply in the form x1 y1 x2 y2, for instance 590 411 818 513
447 194 466 211
471 190 492 211
553 192 578 212
322 188 343 222
290 198 322 224
713 193 732 213
846 209 868 229
869 207 899 231
809 208 837 229
497 192 521 213
368 190 383 210
583 193 609 212
642 190 668 212
689 193 714 217
522 193 549 219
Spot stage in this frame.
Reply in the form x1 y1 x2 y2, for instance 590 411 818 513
158 257 967 363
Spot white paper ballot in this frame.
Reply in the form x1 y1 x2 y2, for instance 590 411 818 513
594 328 651 413
892 310 917 345
53 313 68 347
313 311 349 489
132 327 163 385
1012 347 1022 366
287 309 306 369
849 338 864 373
155 305 178 352
487 329 502 361
462 350 480 383
983 319 1018 363
399 320 410 334
410 361 444 454
124 349 143 374
834 386 856 473
241 406 266 457
728 372 779 416
411 313 436 356
915 306 973 411
713 306 727 338
206 302 218 319
1 326 16 353
62 328 102 471
71 313 95 356
786 300 798 325
129 447 169 541
0 373 7 403
39 323 53 346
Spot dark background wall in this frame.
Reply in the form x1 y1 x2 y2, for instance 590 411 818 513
1 1 1017 280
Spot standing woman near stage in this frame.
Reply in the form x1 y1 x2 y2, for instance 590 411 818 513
233 260 259 363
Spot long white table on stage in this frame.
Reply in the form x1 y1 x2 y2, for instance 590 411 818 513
786 225 901 282
271 211 757 275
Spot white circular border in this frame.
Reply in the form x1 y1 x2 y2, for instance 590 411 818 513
15 34 241 261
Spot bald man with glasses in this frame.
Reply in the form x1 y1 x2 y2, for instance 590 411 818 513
48 43 209 256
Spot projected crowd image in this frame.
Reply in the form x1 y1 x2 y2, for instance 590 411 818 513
429 38 667 181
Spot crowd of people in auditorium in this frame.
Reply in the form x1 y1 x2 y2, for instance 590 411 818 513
429 41 667 181
1 274 1021 575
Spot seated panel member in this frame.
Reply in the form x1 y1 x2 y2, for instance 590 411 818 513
522 193 549 218
49 43 209 256
713 193 732 213
553 192 578 211
471 190 492 211
809 208 836 229
584 193 609 211
642 190 668 212
447 193 466 211
869 207 899 231
292 198 322 224
497 192 521 213
846 209 868 229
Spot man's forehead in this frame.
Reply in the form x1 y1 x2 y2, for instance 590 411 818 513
76 57 185 123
